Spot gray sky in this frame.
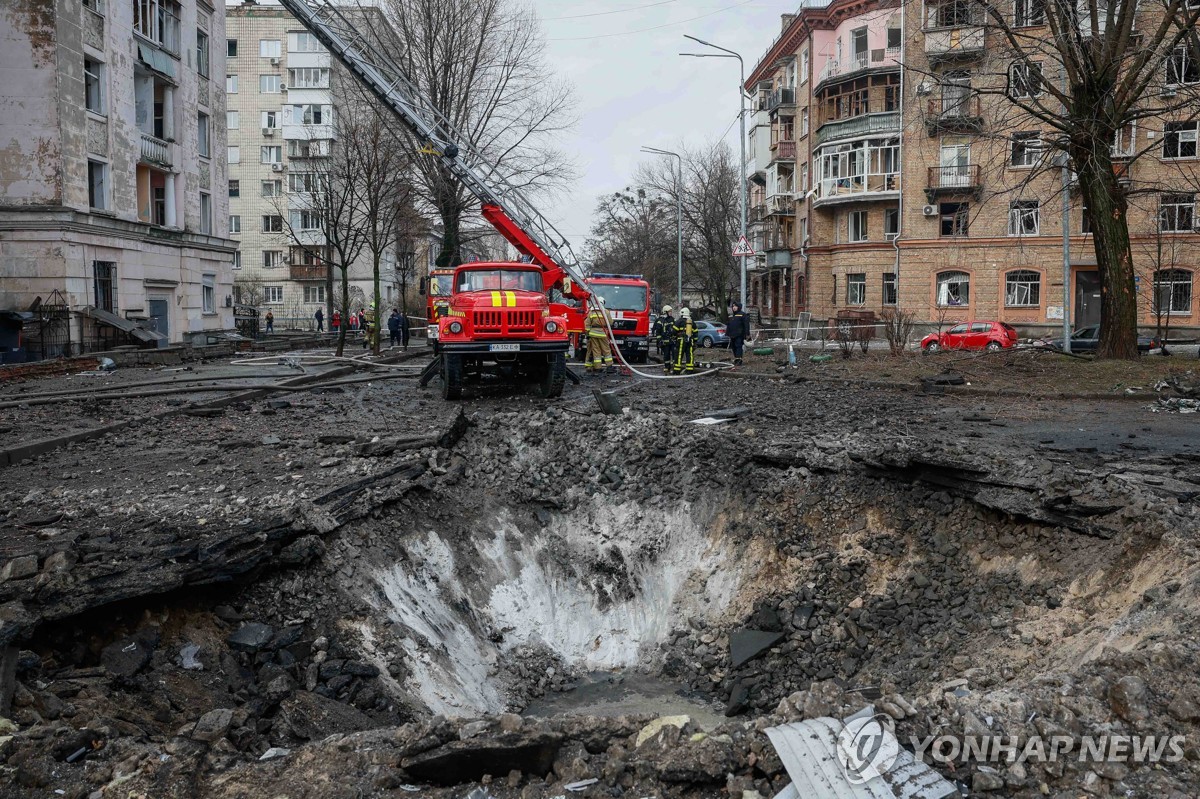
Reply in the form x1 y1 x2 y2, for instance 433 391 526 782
530 1 789 252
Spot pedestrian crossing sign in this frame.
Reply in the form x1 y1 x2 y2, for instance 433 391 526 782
732 236 754 257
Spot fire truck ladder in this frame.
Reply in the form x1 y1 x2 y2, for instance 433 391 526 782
274 0 590 300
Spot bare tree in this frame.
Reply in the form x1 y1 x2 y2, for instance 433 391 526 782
384 0 577 268
908 0 1200 358
584 188 676 296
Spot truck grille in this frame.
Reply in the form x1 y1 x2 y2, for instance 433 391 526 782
472 309 539 336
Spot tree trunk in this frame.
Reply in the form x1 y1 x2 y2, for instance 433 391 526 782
372 252 381 355
435 197 464 269
1075 151 1139 360
336 266 350 357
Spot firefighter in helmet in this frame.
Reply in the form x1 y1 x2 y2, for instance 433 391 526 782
584 296 614 374
672 306 698 374
656 305 676 372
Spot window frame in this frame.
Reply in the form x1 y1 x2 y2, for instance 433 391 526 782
882 273 897 305
93 261 117 312
227 39 237 57
1159 193 1196 232
303 285 326 304
262 215 283 233
1014 0 1046 27
263 285 284 304
199 191 212 235
197 112 210 158
846 272 867 306
229 214 241 234
1008 200 1040 236
884 208 900 239
848 210 868 242
936 270 971 307
228 179 240 198
261 179 282 197
1154 269 1193 315
196 28 210 78
1163 122 1198 159
84 57 105 115
1167 44 1200 86
202 273 216 314
1009 132 1042 168
262 251 283 269
1004 269 1042 307
259 74 281 94
939 202 969 237
227 145 240 164
87 159 109 211
1009 60 1044 98
259 39 281 58
260 145 282 164
226 74 238 94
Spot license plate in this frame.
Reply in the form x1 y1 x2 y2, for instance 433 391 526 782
489 343 520 352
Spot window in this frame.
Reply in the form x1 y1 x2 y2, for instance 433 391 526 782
887 27 902 50
227 39 237 57
800 49 809 83
93 261 116 311
930 0 975 27
1111 124 1135 158
849 210 868 242
882 273 897 305
847 273 866 305
87 159 108 210
831 274 838 305
1154 269 1193 314
262 179 282 196
196 29 209 77
1081 202 1092 234
289 139 328 158
228 179 240 198
227 145 240 164
1163 122 1198 158
1014 0 1045 26
229 215 241 233
227 110 239 130
799 216 809 244
940 202 969 236
197 112 210 157
287 67 330 88
134 0 181 52
264 285 284 304
261 110 279 129
800 163 809 192
851 27 868 67
259 39 281 58
936 271 970 306
232 251 241 270
83 0 104 12
304 285 326 303
260 145 282 163
289 172 320 193
226 74 238 93
1009 61 1043 98
288 31 323 53
1167 45 1200 86
1159 193 1196 232
84 58 104 114
199 192 212 234
292 104 325 125
1010 132 1042 167
800 108 809 138
1005 269 1041 306
884 208 899 238
262 251 283 269
202 273 216 314
1008 200 1040 235
262 215 283 232
260 74 281 93
289 209 321 230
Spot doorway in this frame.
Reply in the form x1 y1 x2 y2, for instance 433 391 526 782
148 297 170 340
1075 271 1101 328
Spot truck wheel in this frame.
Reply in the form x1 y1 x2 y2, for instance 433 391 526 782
633 351 648 365
441 353 463 400
538 352 566 398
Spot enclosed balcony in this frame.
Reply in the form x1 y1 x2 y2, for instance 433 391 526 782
815 111 900 147
766 194 796 216
813 140 900 206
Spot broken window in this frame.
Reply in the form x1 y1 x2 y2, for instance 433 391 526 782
202 274 216 314
1005 270 1041 306
1159 193 1196 232
1009 61 1043 98
1154 269 1193 314
939 202 969 237
1163 122 1198 159
936 270 970 306
84 58 104 114
882 273 897 305
93 261 116 312
1008 200 1040 235
847 273 866 305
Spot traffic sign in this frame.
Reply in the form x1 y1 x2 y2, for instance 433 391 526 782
732 236 754 257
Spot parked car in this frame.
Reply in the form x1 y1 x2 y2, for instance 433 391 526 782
1038 326 1162 353
696 320 729 348
921 321 1019 353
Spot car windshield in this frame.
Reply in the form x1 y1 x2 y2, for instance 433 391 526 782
455 269 543 293
428 273 453 296
590 284 648 311
1073 326 1099 338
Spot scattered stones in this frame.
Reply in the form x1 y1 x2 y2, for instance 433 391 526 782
227 623 275 653
191 708 234 742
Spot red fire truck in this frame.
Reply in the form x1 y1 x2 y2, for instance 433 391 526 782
579 274 652 364
419 267 455 347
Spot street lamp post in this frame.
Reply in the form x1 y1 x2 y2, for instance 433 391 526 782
641 146 683 306
681 35 748 309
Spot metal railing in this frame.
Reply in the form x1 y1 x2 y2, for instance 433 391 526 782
927 96 981 119
814 111 900 146
768 88 796 111
927 164 981 190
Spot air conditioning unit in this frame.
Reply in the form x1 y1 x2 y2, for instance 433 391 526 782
915 80 933 96
271 162 284 172
922 204 937 217
262 127 274 136
270 57 279 66
279 83 288 92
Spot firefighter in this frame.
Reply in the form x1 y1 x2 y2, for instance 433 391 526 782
672 307 698 374
656 305 676 371
584 297 614 374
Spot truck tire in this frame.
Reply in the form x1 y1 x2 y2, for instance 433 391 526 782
538 352 566 398
632 351 648 365
441 353 463 400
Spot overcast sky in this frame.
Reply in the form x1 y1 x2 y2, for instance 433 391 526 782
529 1 790 251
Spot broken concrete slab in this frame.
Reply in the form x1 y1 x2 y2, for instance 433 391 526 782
729 629 785 669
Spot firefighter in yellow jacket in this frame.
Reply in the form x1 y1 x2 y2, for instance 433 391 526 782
672 307 698 374
584 297 614 373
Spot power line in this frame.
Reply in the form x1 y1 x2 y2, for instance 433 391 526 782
547 0 756 42
542 0 679 21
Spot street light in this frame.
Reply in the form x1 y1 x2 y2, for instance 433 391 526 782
681 34 748 309
641 146 683 306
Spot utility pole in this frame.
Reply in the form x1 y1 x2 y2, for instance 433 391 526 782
641 146 683 306
681 35 748 308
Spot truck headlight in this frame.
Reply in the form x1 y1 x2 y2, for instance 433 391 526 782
544 320 559 334
448 321 463 334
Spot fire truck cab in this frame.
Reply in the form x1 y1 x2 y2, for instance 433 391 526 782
433 263 569 399
420 268 455 347
584 274 652 364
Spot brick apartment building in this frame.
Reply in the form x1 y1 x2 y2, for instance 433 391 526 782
0 0 236 354
745 0 1199 338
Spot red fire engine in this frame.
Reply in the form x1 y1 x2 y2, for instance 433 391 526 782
561 274 652 364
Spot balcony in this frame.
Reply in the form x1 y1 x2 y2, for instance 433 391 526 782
290 263 328 281
772 140 797 161
768 88 796 112
763 227 791 251
815 111 900 146
923 25 986 64
766 250 792 269
767 195 796 216
749 204 767 224
813 173 899 206
139 131 171 166
925 97 983 134
925 164 982 202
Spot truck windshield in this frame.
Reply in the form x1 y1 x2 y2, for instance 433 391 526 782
456 269 543 293
428 273 453 296
591 284 648 311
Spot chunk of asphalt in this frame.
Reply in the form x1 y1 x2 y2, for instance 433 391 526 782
729 628 785 669
227 622 275 653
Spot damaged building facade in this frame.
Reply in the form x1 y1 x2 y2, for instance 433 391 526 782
0 0 236 353
745 0 1200 338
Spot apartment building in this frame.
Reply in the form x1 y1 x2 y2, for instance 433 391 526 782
0 0 236 353
225 1 399 326
745 0 1199 336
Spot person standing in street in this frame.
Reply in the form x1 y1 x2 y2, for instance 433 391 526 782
331 309 341 334
399 309 410 349
265 310 274 334
314 307 324 332
727 302 751 366
656 305 676 372
387 309 401 347
584 298 614 374
672 307 698 374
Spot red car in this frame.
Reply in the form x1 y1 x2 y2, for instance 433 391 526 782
921 320 1019 353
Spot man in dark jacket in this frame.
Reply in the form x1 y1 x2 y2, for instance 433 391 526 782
726 302 751 365
655 305 676 371
398 309 410 349
387 309 401 347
